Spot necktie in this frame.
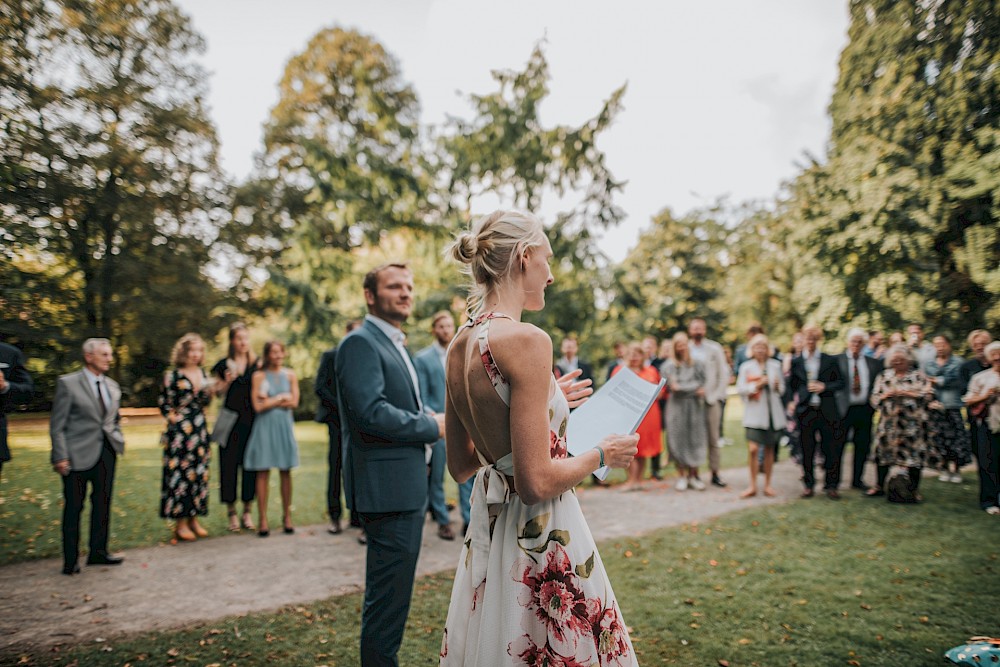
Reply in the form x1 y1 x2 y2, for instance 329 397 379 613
852 355 861 394
96 379 107 417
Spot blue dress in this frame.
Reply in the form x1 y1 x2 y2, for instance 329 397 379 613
244 369 299 471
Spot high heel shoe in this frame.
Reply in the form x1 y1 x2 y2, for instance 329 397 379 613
227 509 241 533
173 523 197 543
258 528 270 538
241 511 256 532
190 520 209 538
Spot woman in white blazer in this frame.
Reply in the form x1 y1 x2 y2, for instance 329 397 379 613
736 334 786 498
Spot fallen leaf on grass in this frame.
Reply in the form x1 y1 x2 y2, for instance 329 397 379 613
166 648 180 657
919 616 929 623
738 638 751 645
718 660 730 666
860 603 872 610
848 661 861 666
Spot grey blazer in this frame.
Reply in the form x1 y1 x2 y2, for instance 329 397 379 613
50 370 125 471
335 320 439 514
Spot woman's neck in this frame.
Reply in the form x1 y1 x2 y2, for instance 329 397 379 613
181 363 200 372
481 288 524 322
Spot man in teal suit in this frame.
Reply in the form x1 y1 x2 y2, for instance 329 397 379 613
336 263 445 667
414 310 458 540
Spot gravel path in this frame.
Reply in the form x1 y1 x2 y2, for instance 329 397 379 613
0 459 808 653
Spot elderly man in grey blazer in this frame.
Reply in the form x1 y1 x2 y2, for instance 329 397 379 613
50 338 126 575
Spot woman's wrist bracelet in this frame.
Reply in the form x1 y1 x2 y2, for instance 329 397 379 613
594 446 605 469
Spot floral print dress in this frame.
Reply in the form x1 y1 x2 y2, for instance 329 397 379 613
158 369 212 518
440 313 637 666
870 369 932 469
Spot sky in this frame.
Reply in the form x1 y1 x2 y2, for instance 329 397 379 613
174 0 850 263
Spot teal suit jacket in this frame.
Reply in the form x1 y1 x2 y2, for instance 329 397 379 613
413 346 446 414
335 320 438 513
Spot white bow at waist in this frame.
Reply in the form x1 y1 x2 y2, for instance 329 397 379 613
467 452 514 588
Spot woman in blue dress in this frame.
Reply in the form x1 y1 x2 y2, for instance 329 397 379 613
244 340 300 536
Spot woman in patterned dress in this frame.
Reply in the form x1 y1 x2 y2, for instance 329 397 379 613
662 332 708 491
159 333 224 542
867 344 934 501
440 210 640 666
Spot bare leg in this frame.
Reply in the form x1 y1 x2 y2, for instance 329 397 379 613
741 443 759 498
280 470 293 530
256 470 270 534
763 446 777 496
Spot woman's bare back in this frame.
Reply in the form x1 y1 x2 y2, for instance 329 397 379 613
447 317 555 466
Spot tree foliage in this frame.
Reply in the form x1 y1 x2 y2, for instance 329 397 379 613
1 0 232 404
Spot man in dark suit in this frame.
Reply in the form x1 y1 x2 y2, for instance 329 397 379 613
555 336 594 384
788 325 846 499
50 338 126 574
335 263 445 667
835 328 884 491
0 340 34 481
315 320 362 536
414 310 458 540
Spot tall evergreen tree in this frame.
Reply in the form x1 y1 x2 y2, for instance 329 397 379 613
798 0 999 335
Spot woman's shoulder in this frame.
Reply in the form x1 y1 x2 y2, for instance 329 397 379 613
492 320 551 348
489 322 552 370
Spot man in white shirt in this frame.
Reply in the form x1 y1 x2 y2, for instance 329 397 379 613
687 318 730 487
836 328 883 491
907 323 936 371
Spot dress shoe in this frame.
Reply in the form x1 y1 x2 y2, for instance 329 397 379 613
826 489 841 500
801 489 815 498
87 552 124 566
711 474 728 488
62 564 81 576
328 520 343 535
190 520 209 538
438 524 456 541
357 533 367 545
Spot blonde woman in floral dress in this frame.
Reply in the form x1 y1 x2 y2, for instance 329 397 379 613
159 334 222 541
439 210 640 666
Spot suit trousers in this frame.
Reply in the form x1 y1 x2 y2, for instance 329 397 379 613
325 423 357 524
62 439 117 567
798 406 840 490
219 417 256 505
841 404 875 488
458 477 474 530
971 421 1000 509
359 509 424 667
427 438 449 525
705 402 722 472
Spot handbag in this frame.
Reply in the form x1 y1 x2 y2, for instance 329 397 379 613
211 407 240 447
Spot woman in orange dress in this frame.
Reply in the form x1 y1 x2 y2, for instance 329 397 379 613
613 342 665 489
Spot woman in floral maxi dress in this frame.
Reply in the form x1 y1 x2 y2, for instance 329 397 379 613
440 210 640 666
159 333 221 541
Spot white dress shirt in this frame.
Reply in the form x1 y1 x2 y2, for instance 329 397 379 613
82 367 110 409
365 314 423 410
802 349 821 406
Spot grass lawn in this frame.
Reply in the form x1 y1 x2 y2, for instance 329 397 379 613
0 404 753 566
7 472 997 666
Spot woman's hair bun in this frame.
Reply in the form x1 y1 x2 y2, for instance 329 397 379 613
451 231 478 264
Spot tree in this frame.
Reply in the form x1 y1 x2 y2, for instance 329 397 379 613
1 0 232 400
794 0 999 336
441 44 627 358
613 207 728 343
233 27 430 343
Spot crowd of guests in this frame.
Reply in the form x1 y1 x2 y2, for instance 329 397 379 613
592 322 999 514
0 317 996 583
